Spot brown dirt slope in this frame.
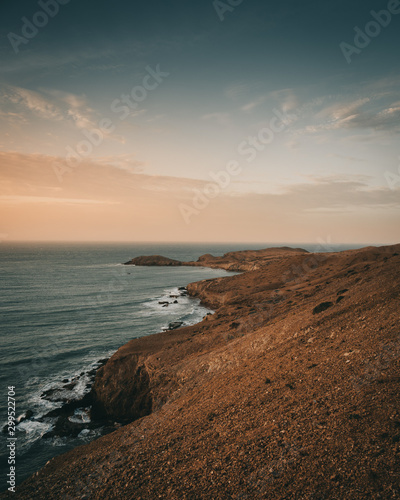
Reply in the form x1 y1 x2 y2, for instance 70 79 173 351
5 244 400 499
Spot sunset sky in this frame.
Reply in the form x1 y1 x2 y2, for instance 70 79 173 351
0 0 399 243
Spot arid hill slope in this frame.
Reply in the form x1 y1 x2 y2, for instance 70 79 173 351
6 244 400 499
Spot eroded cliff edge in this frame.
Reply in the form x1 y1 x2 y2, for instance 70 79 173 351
7 244 400 500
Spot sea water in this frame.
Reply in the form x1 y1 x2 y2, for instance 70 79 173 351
0 241 363 489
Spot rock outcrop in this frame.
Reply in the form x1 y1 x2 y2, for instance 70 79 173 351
124 255 182 266
124 246 310 272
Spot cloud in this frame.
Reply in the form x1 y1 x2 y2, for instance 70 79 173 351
224 82 253 100
270 88 299 114
276 176 400 212
0 196 119 206
333 154 366 163
0 152 398 243
0 150 205 202
1 85 125 143
6 86 63 121
285 140 300 150
92 154 145 174
241 96 267 112
320 98 400 132
202 112 231 127
294 90 400 138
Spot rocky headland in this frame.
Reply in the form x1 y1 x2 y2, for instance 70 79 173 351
123 246 309 272
4 244 400 499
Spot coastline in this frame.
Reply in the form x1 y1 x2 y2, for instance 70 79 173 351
0 249 235 492
4 244 400 499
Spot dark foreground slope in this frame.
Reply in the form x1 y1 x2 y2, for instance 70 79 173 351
5 245 400 499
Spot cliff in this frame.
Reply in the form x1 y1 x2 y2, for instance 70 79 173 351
6 244 400 499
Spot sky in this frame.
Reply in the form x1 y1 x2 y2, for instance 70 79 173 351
0 0 399 244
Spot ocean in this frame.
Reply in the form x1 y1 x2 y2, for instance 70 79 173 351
0 242 365 490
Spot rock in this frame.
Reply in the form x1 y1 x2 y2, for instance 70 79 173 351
41 387 60 400
313 302 334 314
336 296 345 303
168 322 184 331
173 300 178 304
62 382 77 390
124 255 182 266
43 392 93 420
42 415 87 439
91 358 152 423
17 410 34 424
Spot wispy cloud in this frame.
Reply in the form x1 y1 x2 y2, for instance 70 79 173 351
0 195 119 206
241 96 267 112
92 154 146 174
269 88 299 114
287 78 400 139
5 86 63 121
0 85 125 142
202 112 231 127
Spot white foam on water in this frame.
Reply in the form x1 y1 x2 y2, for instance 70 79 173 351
17 420 54 451
141 286 211 331
68 408 91 424
50 436 68 448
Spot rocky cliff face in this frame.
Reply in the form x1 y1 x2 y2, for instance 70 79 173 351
91 351 152 423
9 244 400 500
